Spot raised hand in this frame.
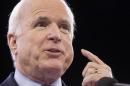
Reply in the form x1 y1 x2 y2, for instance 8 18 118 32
81 49 113 86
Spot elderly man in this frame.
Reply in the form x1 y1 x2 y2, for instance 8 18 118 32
0 0 112 86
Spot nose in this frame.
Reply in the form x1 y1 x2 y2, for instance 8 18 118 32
47 23 61 43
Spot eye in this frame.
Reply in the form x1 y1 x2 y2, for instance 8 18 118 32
59 23 71 33
33 17 51 28
34 21 50 27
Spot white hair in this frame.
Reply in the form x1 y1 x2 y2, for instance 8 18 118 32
8 1 23 62
8 0 23 36
60 0 76 38
8 0 75 37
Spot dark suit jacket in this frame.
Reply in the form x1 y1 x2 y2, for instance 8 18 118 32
0 73 66 86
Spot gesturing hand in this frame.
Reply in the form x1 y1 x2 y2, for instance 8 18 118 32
81 49 113 86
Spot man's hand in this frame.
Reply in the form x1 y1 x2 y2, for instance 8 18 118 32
81 49 113 86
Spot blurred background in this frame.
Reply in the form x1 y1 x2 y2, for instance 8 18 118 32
0 0 130 86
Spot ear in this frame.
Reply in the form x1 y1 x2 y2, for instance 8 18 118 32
7 34 17 57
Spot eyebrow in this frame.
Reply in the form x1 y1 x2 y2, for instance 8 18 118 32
58 19 71 27
32 16 71 28
37 16 50 22
59 19 70 25
60 20 71 31
32 16 51 27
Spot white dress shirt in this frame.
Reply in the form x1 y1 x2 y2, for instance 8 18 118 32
14 69 62 86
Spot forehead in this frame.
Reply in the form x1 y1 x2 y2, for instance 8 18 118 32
30 0 66 12
20 0 71 22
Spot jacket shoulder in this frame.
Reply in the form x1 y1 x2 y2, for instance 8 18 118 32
0 73 18 86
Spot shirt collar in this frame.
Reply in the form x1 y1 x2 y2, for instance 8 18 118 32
14 69 62 86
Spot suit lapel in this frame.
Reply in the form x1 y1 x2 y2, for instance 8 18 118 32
62 80 67 86
0 73 18 86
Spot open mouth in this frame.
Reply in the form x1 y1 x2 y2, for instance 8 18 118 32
47 48 61 53
43 48 63 57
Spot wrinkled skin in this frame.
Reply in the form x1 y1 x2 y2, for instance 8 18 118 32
81 49 113 86
8 0 74 84
7 0 113 85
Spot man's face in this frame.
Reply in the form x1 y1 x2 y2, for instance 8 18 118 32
10 0 74 83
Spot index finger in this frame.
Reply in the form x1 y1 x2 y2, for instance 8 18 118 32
81 49 104 64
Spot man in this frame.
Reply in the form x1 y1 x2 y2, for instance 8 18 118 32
0 0 113 86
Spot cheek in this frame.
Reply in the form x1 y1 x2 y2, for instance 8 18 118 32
16 36 41 69
64 40 74 69
67 46 73 62
16 43 36 66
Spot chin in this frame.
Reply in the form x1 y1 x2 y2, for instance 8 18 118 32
38 61 64 75
47 64 64 77
42 67 63 83
31 64 63 84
